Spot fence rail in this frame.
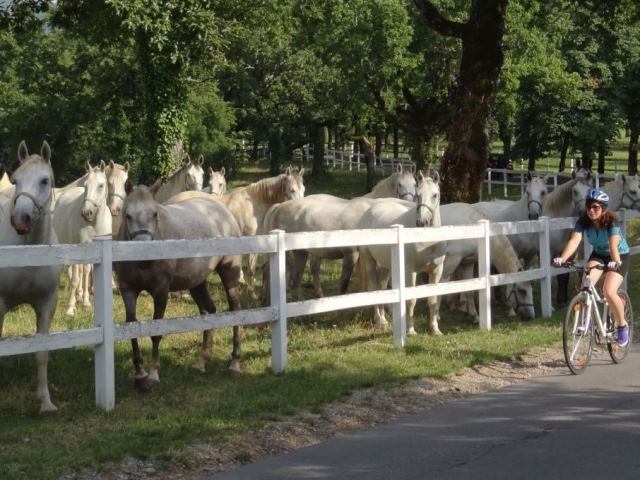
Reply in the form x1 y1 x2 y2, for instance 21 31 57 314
1 209 639 411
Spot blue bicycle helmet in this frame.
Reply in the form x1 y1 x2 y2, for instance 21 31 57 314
587 188 609 206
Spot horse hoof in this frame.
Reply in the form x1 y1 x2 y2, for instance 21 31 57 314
228 361 242 376
65 307 76 316
148 370 160 383
133 374 153 392
407 327 418 336
39 401 58 414
82 301 92 308
192 361 206 373
432 329 444 336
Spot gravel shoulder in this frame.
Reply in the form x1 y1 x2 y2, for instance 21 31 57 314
62 346 565 480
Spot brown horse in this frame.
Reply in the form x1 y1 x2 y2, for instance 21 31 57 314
114 186 243 389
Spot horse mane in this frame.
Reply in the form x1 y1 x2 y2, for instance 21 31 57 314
603 179 623 206
543 179 576 214
490 234 522 273
367 173 400 197
245 174 290 205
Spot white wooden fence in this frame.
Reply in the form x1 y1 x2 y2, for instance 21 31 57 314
1 211 639 411
299 145 416 174
485 167 619 199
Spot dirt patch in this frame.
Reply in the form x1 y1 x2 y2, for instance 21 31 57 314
61 346 565 480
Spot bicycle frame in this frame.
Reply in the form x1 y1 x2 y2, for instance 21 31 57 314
572 266 614 344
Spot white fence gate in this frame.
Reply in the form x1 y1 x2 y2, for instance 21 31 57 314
1 211 639 411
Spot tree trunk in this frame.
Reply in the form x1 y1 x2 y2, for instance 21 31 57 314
358 137 376 192
393 123 400 158
581 149 594 172
501 133 512 166
527 142 537 172
268 129 284 175
375 126 383 167
410 132 427 172
251 137 259 162
311 125 326 177
629 123 639 175
558 135 570 172
597 143 606 175
415 0 508 203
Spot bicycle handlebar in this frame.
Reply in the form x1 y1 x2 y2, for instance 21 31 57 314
554 261 611 272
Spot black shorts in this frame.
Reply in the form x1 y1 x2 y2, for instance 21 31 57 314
588 252 630 278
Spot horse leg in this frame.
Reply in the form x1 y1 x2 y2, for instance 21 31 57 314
65 264 81 316
261 258 270 306
427 262 444 336
291 250 309 300
34 293 58 413
339 249 359 295
407 272 417 335
360 248 388 328
375 267 391 329
190 282 217 373
149 292 168 383
556 272 570 306
246 253 258 299
217 257 243 375
121 287 147 388
310 255 324 297
82 264 92 307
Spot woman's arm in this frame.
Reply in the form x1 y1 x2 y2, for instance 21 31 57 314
609 234 621 263
558 231 583 262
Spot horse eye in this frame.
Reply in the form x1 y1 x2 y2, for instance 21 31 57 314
432 193 438 199
125 213 132 220
40 178 49 186
153 212 158 219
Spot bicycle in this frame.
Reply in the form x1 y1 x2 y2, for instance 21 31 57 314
560 261 634 375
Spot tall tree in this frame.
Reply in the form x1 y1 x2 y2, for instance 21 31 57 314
414 0 509 202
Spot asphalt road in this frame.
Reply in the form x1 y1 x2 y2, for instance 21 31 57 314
211 345 640 480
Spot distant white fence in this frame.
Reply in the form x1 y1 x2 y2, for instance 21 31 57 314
485 168 620 199
1 210 639 411
298 145 416 174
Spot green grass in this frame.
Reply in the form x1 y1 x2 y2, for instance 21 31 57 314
1 159 638 479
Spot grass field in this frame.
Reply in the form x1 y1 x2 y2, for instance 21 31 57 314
1 159 638 479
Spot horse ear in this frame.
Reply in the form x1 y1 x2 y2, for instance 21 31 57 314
109 159 116 170
396 163 403 173
285 165 292 176
41 141 51 164
220 166 225 177
183 155 191 166
298 167 304 177
416 170 425 183
432 170 440 184
150 178 162 195
197 155 204 166
18 141 29 164
123 161 130 173
85 161 92 172
527 171 533 181
207 166 214 176
0 163 5 179
99 160 106 172
125 180 133 195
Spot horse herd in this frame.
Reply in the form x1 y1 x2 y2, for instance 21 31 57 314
1 140 640 413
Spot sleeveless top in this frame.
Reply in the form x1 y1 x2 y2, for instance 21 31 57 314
574 223 630 256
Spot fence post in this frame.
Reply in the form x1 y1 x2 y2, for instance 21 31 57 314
391 224 406 348
538 216 553 317
595 174 600 188
270 229 288 373
520 172 525 197
478 220 492 331
553 174 558 191
620 208 628 290
503 170 508 198
93 235 115 411
487 168 492 196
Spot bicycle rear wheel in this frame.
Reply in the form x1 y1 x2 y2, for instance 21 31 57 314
563 294 593 375
607 290 633 363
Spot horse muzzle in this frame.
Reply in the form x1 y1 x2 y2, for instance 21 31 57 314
130 229 154 241
10 213 31 235
400 192 415 201
528 213 540 220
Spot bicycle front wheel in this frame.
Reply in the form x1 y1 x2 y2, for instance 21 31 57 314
563 294 593 375
607 290 633 364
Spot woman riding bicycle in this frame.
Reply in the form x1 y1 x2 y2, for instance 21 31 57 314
553 188 630 346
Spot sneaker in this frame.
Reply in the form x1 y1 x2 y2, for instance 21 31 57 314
617 325 629 347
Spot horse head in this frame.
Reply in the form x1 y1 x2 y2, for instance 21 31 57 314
505 282 535 321
572 175 593 216
207 166 227 195
393 165 416 201
10 140 54 235
82 160 108 222
525 172 548 220
283 165 305 200
106 160 129 217
183 154 205 191
415 170 440 227
619 174 640 211
121 185 160 241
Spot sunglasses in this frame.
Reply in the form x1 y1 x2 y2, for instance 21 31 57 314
587 203 603 211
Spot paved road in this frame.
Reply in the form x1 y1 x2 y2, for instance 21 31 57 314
211 346 640 480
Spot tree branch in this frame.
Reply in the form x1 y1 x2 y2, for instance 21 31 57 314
412 0 466 38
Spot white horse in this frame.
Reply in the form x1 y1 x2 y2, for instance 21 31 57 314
543 169 593 305
603 174 640 212
473 173 549 266
440 203 536 323
357 172 446 335
0 164 11 195
53 162 112 316
105 160 130 236
153 155 205 203
0 141 61 412
202 167 227 195
363 164 417 200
